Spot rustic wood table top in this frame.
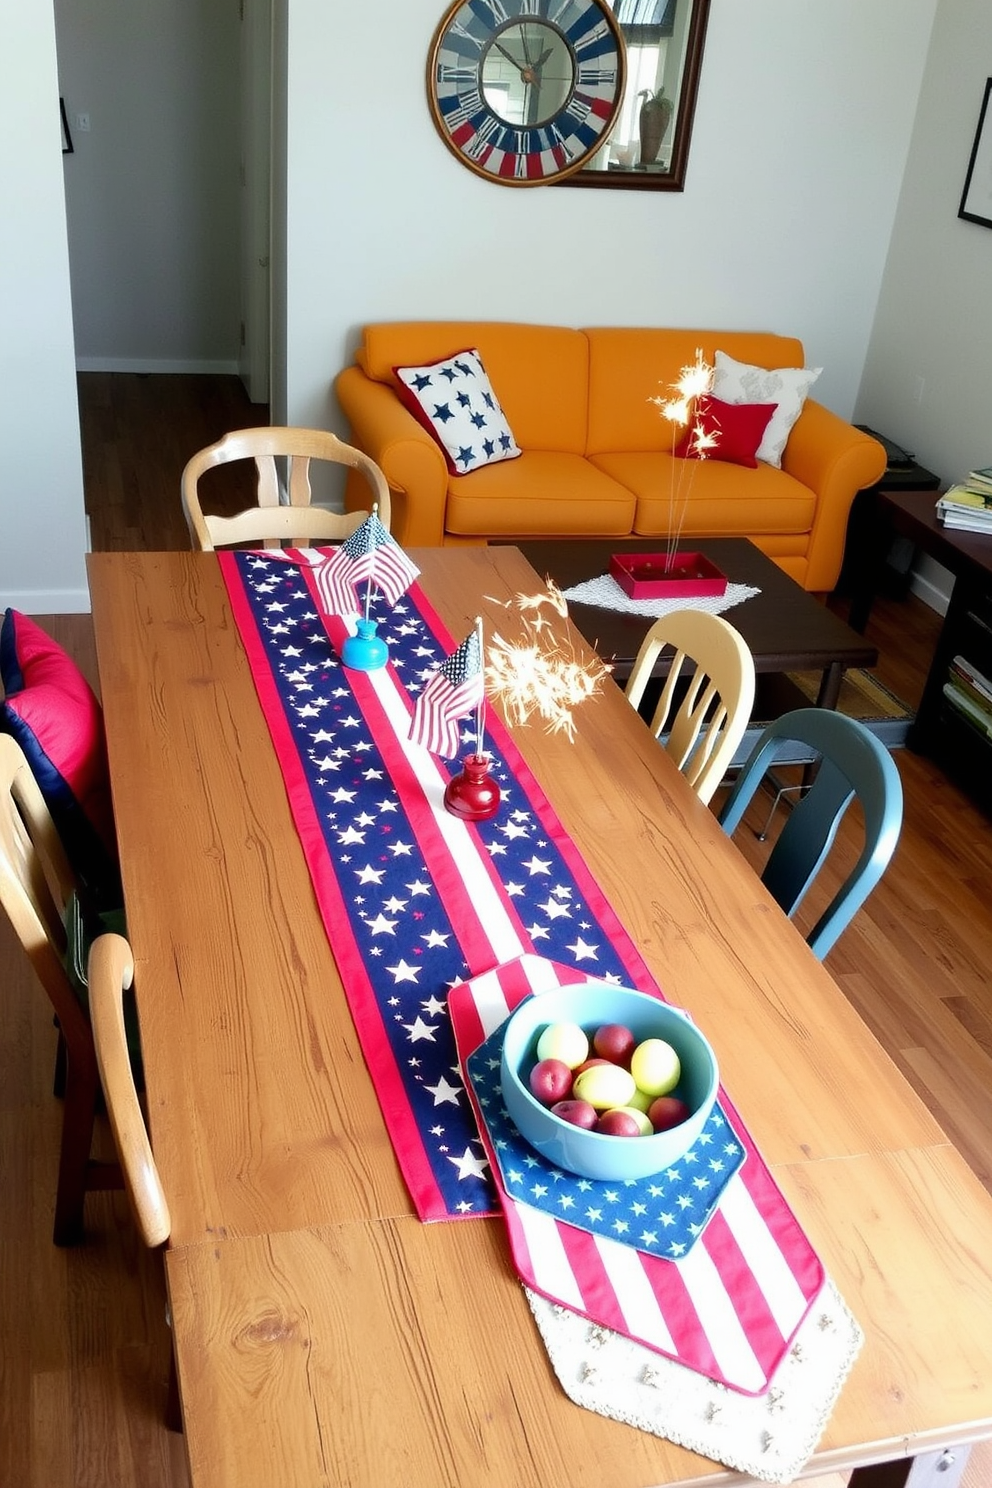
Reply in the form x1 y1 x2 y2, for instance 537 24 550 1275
87 548 992 1488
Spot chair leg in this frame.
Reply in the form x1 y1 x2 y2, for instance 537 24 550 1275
53 1027 67 1099
52 1061 100 1246
165 1342 183 1433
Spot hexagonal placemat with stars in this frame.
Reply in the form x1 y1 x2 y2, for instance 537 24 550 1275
467 1025 744 1259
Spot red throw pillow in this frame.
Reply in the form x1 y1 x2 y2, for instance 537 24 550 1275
672 395 776 469
1 609 121 909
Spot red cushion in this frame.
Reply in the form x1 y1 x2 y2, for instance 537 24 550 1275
672 395 776 469
1 609 120 906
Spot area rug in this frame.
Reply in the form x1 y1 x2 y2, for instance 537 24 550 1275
787 668 913 749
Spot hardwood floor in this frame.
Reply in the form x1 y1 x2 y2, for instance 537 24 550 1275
79 371 268 551
4 373 991 1486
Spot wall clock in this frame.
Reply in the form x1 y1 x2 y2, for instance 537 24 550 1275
428 0 626 186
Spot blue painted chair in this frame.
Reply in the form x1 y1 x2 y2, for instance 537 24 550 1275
717 708 904 959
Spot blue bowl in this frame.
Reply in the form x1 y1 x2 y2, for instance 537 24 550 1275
500 983 718 1181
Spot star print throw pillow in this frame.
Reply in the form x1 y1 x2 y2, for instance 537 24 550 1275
394 347 522 475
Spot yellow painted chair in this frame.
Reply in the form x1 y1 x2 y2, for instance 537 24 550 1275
624 610 756 807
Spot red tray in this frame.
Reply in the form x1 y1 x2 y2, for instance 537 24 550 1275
610 551 728 599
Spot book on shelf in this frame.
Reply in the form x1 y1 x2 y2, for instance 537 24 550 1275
940 512 992 533
936 487 992 532
965 464 992 494
951 653 992 702
943 681 992 738
947 669 992 722
939 484 992 512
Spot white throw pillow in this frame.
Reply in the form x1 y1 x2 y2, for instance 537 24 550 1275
394 347 521 475
711 351 822 468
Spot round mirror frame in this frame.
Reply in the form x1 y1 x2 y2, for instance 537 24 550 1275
427 0 626 187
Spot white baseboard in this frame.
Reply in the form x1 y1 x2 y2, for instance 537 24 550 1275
75 357 240 375
909 570 950 617
6 589 91 615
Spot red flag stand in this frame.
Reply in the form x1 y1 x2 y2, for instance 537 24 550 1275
443 753 501 821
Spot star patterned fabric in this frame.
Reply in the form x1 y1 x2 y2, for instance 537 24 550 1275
448 958 826 1395
219 552 828 1394
466 1026 745 1258
221 547 670 1220
394 347 522 474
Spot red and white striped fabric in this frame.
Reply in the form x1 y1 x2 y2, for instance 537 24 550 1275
449 955 826 1396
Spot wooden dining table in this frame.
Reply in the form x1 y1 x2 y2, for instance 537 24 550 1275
87 547 992 1488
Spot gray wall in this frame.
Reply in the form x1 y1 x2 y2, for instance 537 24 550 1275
0 5 88 612
857 0 992 610
55 0 241 372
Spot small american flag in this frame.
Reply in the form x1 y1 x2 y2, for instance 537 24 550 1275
315 511 420 616
409 627 484 759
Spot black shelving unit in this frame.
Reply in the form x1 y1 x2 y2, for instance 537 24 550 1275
911 580 992 809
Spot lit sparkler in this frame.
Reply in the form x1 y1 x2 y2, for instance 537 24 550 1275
648 348 718 568
485 581 609 742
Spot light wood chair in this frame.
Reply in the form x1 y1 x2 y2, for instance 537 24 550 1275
625 610 756 807
88 933 170 1248
0 734 124 1244
181 425 391 551
89 931 181 1428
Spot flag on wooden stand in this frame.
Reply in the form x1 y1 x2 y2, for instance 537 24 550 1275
409 627 484 759
315 511 420 616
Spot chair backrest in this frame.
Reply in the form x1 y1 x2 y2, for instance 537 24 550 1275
181 426 392 551
718 707 904 959
0 734 91 1050
624 609 756 806
88 933 171 1248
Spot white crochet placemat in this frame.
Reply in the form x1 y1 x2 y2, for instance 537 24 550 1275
562 573 760 619
526 1277 863 1485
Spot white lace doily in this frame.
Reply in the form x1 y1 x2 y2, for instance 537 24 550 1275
525 1277 863 1485
562 573 760 619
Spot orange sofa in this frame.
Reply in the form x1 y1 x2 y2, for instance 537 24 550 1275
335 322 886 592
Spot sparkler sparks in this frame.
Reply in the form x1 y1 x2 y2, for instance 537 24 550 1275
648 348 718 566
485 582 609 742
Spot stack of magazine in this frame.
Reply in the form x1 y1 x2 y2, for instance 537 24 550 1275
943 655 992 738
936 466 992 532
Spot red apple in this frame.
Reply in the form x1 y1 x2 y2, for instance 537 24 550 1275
574 1056 611 1076
529 1058 573 1107
594 1109 642 1137
593 1022 637 1067
551 1099 598 1129
648 1095 691 1132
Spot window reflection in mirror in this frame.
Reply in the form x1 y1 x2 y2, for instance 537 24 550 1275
564 0 709 191
481 22 575 126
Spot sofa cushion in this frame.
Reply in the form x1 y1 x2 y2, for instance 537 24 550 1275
584 328 806 457
444 451 636 538
672 395 776 469
589 453 816 538
712 351 822 468
358 322 590 454
394 348 521 475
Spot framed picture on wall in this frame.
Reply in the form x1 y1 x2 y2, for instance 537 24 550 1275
959 77 992 228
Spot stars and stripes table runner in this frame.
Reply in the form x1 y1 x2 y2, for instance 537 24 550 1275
450 956 824 1395
218 549 827 1392
220 547 668 1220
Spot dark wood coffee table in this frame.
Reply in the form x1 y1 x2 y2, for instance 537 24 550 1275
514 537 878 708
